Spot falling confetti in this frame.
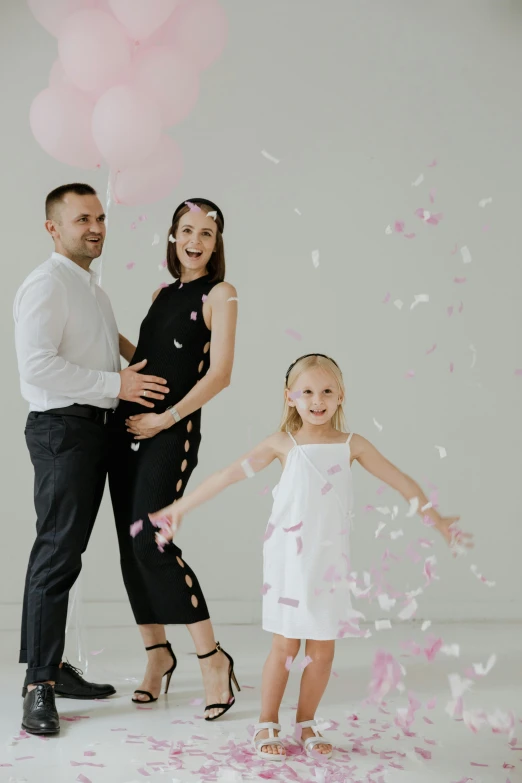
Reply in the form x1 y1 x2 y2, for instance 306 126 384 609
173 339 182 348
285 328 302 341
168 234 176 243
461 246 472 264
426 344 437 354
394 299 403 310
373 418 383 431
434 445 447 459
207 210 218 220
261 149 280 164
126 262 135 270
278 597 299 608
152 233 160 246
294 207 302 215
412 174 424 187
130 520 143 538
130 443 140 452
410 294 429 310
478 197 493 208
311 249 320 268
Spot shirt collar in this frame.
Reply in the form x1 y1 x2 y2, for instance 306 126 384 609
51 252 98 287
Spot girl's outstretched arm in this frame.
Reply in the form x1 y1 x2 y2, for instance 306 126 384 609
148 432 283 540
350 434 473 553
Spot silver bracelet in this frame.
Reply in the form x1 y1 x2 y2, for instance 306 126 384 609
166 405 181 423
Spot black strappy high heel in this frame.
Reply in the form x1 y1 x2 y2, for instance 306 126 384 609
132 641 177 704
197 641 241 721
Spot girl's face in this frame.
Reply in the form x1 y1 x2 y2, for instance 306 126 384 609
175 209 217 274
286 367 343 427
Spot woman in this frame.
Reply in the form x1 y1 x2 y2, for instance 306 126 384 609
109 198 239 720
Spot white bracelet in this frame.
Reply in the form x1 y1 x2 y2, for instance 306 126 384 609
166 406 181 423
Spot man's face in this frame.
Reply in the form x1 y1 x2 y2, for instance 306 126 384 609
46 193 106 265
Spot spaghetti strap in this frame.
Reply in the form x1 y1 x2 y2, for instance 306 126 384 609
346 432 354 444
287 432 298 446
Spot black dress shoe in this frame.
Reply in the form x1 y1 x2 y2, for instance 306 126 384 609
22 662 116 700
22 683 60 735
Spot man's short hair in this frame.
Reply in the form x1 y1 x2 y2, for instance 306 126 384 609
45 183 98 221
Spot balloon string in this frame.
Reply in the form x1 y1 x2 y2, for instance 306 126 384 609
98 172 113 287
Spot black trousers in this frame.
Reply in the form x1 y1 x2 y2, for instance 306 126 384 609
19 408 109 686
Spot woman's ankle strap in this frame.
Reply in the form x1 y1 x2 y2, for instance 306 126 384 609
145 641 170 652
197 641 221 660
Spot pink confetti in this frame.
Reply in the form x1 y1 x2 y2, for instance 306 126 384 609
404 233 416 239
201 294 208 302
126 262 136 270
89 650 103 656
470 762 489 767
261 582 271 595
300 655 313 670
130 519 143 538
159 282 169 289
429 187 436 203
138 769 152 777
263 523 275 541
285 656 294 671
283 521 303 532
394 220 405 233
426 344 437 354
130 222 137 230
190 311 197 320
285 328 302 341
327 464 342 475
426 698 437 710
138 214 147 222
427 158 437 167
278 596 299 608
406 370 415 378
76 776 92 783
185 201 201 212
259 485 270 495
514 369 522 376
414 747 432 760
383 292 391 303
189 698 203 706
450 362 454 373
454 277 467 284
160 258 167 268
447 305 454 317
296 536 303 555
321 482 333 495
83 751 96 756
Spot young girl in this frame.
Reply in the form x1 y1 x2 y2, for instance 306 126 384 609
149 353 472 761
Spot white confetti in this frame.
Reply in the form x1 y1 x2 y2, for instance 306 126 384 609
393 299 403 310
261 149 280 164
375 619 392 631
207 210 218 220
470 564 496 587
174 339 183 349
375 521 387 538
469 343 477 369
294 208 302 216
168 234 176 243
434 445 447 459
241 459 255 479
406 497 419 517
421 620 431 632
478 197 493 208
373 417 383 432
392 505 399 520
385 224 393 235
421 501 432 512
152 233 160 246
460 245 472 264
472 653 496 676
412 173 425 187
378 593 396 611
311 249 320 268
410 293 429 310
398 599 418 621
441 644 460 657
390 529 404 540
130 443 140 451
376 506 391 516
227 297 239 302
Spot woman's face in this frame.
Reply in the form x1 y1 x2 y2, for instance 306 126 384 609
286 367 343 426
175 209 217 274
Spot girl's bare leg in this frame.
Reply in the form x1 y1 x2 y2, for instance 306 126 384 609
295 639 335 754
257 634 301 757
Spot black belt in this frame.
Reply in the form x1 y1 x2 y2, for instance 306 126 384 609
33 404 113 425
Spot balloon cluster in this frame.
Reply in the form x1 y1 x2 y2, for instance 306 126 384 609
28 0 227 205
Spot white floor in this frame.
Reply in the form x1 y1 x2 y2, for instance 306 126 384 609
0 623 520 783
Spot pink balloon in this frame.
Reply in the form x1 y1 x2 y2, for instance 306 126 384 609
150 0 227 71
27 0 95 37
92 85 162 170
134 46 199 127
30 86 101 169
108 0 180 41
49 59 72 89
58 10 132 93
112 135 183 206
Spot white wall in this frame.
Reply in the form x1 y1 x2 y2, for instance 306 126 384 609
1 0 521 632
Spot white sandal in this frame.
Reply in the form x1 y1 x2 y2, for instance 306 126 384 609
296 719 333 759
252 722 286 761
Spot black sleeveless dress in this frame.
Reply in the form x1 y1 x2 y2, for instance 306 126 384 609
108 274 219 625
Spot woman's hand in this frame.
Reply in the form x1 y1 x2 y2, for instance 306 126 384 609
149 504 183 548
126 411 171 440
436 516 474 557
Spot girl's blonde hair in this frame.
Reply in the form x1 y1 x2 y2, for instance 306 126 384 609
279 354 348 434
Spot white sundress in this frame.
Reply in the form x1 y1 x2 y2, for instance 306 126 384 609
262 432 355 640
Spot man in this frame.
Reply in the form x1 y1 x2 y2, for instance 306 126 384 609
14 183 169 735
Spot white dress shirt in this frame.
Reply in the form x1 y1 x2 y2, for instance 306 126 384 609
13 252 122 412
